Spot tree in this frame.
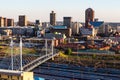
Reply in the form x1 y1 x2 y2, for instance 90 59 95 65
65 48 72 55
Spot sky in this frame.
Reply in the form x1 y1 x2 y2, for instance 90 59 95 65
0 0 120 22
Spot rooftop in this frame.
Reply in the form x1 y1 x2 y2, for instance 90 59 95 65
90 21 104 27
86 8 94 12
0 69 23 76
52 26 67 29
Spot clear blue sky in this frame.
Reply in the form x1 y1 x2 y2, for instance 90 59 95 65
0 0 120 22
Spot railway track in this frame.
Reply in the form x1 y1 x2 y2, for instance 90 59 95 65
33 62 120 80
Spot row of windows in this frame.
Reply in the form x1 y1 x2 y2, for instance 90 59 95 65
0 75 21 80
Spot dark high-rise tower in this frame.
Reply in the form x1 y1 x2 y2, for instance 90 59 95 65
0 17 4 27
50 11 56 26
19 15 27 26
3 18 7 27
7 19 14 26
85 8 94 28
63 17 72 28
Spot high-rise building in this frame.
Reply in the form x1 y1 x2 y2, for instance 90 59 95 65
105 25 112 36
85 8 94 28
19 15 27 26
63 17 72 28
0 17 4 27
42 22 48 28
50 11 56 26
35 20 40 25
7 19 14 26
3 18 7 27
72 22 82 35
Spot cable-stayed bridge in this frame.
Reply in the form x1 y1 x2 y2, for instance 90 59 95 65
0 38 59 71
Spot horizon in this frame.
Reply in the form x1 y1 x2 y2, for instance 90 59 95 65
0 0 120 22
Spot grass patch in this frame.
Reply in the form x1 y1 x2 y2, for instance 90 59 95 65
0 46 37 56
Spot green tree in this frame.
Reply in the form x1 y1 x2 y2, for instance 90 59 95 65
65 48 72 55
93 54 96 59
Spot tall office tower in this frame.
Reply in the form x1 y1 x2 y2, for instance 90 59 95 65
63 17 72 28
50 11 56 26
35 20 40 24
0 17 4 27
19 15 27 26
3 18 7 27
35 20 40 26
85 8 94 28
7 19 14 26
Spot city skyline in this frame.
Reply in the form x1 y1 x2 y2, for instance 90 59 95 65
0 0 120 22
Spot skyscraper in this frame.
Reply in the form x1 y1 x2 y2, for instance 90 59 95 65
19 15 27 26
63 17 72 28
7 19 14 26
85 8 94 28
50 11 56 26
35 20 40 25
3 18 7 27
0 17 4 27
